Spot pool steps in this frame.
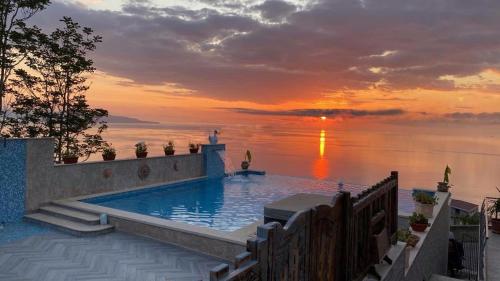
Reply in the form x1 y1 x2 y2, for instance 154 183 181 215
39 205 101 225
24 204 114 236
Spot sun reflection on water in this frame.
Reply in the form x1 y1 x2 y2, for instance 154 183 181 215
313 130 329 180
319 129 326 157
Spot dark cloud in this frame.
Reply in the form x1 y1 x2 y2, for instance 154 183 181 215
223 107 406 118
253 0 296 21
29 0 500 103
444 112 500 123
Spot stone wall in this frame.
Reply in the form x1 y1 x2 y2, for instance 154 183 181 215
0 138 217 211
0 139 27 222
202 144 226 179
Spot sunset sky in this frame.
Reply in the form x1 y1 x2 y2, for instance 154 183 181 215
31 0 500 124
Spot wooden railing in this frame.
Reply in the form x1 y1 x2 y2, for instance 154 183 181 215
210 171 399 281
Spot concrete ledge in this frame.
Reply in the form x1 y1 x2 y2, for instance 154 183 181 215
55 199 246 260
264 193 332 223
230 170 266 176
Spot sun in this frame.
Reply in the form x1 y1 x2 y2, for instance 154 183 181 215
320 116 327 120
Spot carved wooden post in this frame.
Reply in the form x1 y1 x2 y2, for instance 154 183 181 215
390 171 399 243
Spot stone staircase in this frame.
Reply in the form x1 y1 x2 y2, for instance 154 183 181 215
25 203 114 236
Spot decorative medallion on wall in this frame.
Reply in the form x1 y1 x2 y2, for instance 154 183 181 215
138 164 151 180
103 168 113 179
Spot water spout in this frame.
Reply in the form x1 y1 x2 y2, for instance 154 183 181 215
216 150 237 177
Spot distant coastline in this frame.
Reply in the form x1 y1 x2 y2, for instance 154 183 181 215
105 115 159 124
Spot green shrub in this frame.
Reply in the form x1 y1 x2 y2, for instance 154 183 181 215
413 192 438 205
409 212 429 225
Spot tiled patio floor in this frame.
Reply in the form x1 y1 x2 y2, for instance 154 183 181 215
0 231 225 281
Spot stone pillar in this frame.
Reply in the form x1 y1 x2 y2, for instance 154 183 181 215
202 144 226 179
0 139 27 223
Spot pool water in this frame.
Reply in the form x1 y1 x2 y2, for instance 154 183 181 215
84 175 412 232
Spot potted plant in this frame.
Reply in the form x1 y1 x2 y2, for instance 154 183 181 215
135 142 148 158
189 143 200 154
489 188 500 233
409 212 429 232
62 148 79 164
413 191 438 218
397 228 420 247
102 144 116 161
163 141 175 156
398 228 420 269
241 150 252 170
437 165 452 192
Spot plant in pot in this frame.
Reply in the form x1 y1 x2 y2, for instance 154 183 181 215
102 144 116 161
413 191 438 218
397 228 420 268
241 150 252 170
409 212 430 232
488 188 500 234
163 141 175 156
397 228 420 247
437 165 452 192
135 142 148 158
189 143 200 154
62 148 79 164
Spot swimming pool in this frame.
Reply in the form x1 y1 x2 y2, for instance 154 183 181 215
83 175 413 232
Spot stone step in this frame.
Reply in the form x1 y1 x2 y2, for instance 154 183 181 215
24 213 114 236
39 205 100 225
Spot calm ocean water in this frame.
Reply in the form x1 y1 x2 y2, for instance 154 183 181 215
93 120 500 204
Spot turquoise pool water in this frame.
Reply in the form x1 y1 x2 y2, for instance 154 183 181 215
83 175 413 232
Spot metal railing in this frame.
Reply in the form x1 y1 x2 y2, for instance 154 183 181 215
478 198 492 281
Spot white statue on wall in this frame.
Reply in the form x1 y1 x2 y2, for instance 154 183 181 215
209 130 219 145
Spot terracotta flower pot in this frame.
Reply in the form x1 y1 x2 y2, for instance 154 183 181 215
136 152 148 158
241 161 250 170
414 202 434 218
410 223 428 232
437 182 449 192
102 154 116 161
189 148 199 154
62 156 78 164
164 150 175 156
491 218 500 234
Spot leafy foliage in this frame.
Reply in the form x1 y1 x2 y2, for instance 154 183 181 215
453 213 480 225
189 142 200 150
5 17 108 162
409 212 429 225
489 199 500 220
397 228 420 246
0 0 51 135
102 144 116 157
163 141 174 153
413 191 438 205
135 142 147 153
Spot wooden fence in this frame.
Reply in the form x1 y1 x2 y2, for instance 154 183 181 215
210 171 398 281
